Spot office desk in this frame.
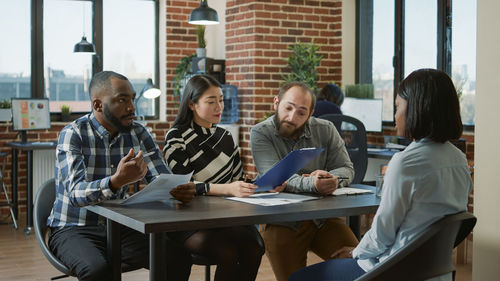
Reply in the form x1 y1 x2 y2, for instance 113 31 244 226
86 184 380 281
5 141 57 234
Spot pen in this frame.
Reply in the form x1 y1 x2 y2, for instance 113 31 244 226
318 176 349 180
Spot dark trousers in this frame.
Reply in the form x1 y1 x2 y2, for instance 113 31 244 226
49 224 192 281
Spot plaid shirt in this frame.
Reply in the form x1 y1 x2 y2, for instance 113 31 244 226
47 113 169 227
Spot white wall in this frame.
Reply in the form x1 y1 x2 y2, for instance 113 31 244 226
341 0 356 86
473 0 500 279
206 0 226 59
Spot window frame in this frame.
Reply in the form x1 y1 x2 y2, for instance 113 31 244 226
357 0 474 129
30 0 160 120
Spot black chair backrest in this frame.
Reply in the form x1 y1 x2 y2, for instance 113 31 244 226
318 114 368 184
33 178 72 276
355 212 477 281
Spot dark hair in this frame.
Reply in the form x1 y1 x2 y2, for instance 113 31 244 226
89 71 129 99
173 75 221 127
278 81 316 113
317 83 344 106
398 68 462 143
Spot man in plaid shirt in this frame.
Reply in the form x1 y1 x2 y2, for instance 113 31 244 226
47 71 195 281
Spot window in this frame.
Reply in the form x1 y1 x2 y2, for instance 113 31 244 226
103 0 157 117
452 0 476 125
359 0 477 125
1 0 159 118
404 0 437 76
44 0 93 112
372 0 395 121
0 0 31 99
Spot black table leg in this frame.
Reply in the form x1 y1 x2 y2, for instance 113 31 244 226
348 215 361 240
11 149 18 221
24 150 33 235
150 232 166 281
107 219 122 281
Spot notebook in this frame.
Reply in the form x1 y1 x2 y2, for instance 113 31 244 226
254 147 325 192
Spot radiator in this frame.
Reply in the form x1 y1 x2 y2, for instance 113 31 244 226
33 149 56 198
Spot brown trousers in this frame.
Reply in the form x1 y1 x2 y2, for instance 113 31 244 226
260 218 359 281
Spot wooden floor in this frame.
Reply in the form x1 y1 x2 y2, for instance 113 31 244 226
0 215 472 281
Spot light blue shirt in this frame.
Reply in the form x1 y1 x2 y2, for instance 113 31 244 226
353 138 472 280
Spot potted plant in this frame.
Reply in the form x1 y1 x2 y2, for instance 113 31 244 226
173 54 196 101
0 98 12 122
60 104 71 122
344 84 374 99
282 41 323 94
196 25 206 58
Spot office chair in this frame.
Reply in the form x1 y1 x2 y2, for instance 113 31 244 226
354 211 476 281
318 114 368 184
0 151 18 229
33 178 140 280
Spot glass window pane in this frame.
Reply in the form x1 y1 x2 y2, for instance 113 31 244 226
103 0 157 117
44 0 93 113
0 0 31 99
452 0 476 125
373 0 395 122
404 0 437 76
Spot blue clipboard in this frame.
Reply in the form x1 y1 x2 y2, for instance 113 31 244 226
254 147 325 192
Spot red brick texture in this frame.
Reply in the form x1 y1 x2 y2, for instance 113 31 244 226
224 0 344 177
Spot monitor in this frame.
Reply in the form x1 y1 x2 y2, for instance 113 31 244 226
11 98 51 142
341 97 383 132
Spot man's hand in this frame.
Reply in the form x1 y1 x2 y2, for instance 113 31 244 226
110 149 147 190
271 181 287 193
229 181 258 197
331 246 355 259
311 170 338 195
170 182 196 203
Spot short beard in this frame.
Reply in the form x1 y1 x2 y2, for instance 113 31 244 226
103 105 133 133
274 111 306 139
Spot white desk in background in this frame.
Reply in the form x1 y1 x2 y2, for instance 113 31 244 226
364 148 399 182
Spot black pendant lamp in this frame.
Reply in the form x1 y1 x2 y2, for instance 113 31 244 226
74 3 96 54
189 0 219 25
74 36 96 53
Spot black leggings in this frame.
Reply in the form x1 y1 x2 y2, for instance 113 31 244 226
171 225 265 281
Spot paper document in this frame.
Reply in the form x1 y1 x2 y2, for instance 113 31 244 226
227 192 319 206
332 187 372 196
254 147 325 192
121 172 193 205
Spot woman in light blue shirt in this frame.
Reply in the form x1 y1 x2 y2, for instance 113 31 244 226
289 69 472 281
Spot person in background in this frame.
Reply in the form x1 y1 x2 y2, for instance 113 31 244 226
290 69 472 281
312 83 344 118
164 74 264 281
250 81 358 281
47 71 195 281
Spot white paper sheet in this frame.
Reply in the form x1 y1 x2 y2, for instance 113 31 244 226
332 187 373 196
227 193 319 206
121 172 193 205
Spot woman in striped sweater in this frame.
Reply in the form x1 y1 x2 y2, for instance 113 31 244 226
164 75 264 281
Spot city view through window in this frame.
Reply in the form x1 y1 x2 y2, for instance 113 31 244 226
0 0 156 116
372 0 476 125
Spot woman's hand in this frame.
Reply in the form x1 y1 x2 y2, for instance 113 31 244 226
229 181 258 197
331 246 355 259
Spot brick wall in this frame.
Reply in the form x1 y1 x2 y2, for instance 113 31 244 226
224 0 343 177
165 0 200 124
